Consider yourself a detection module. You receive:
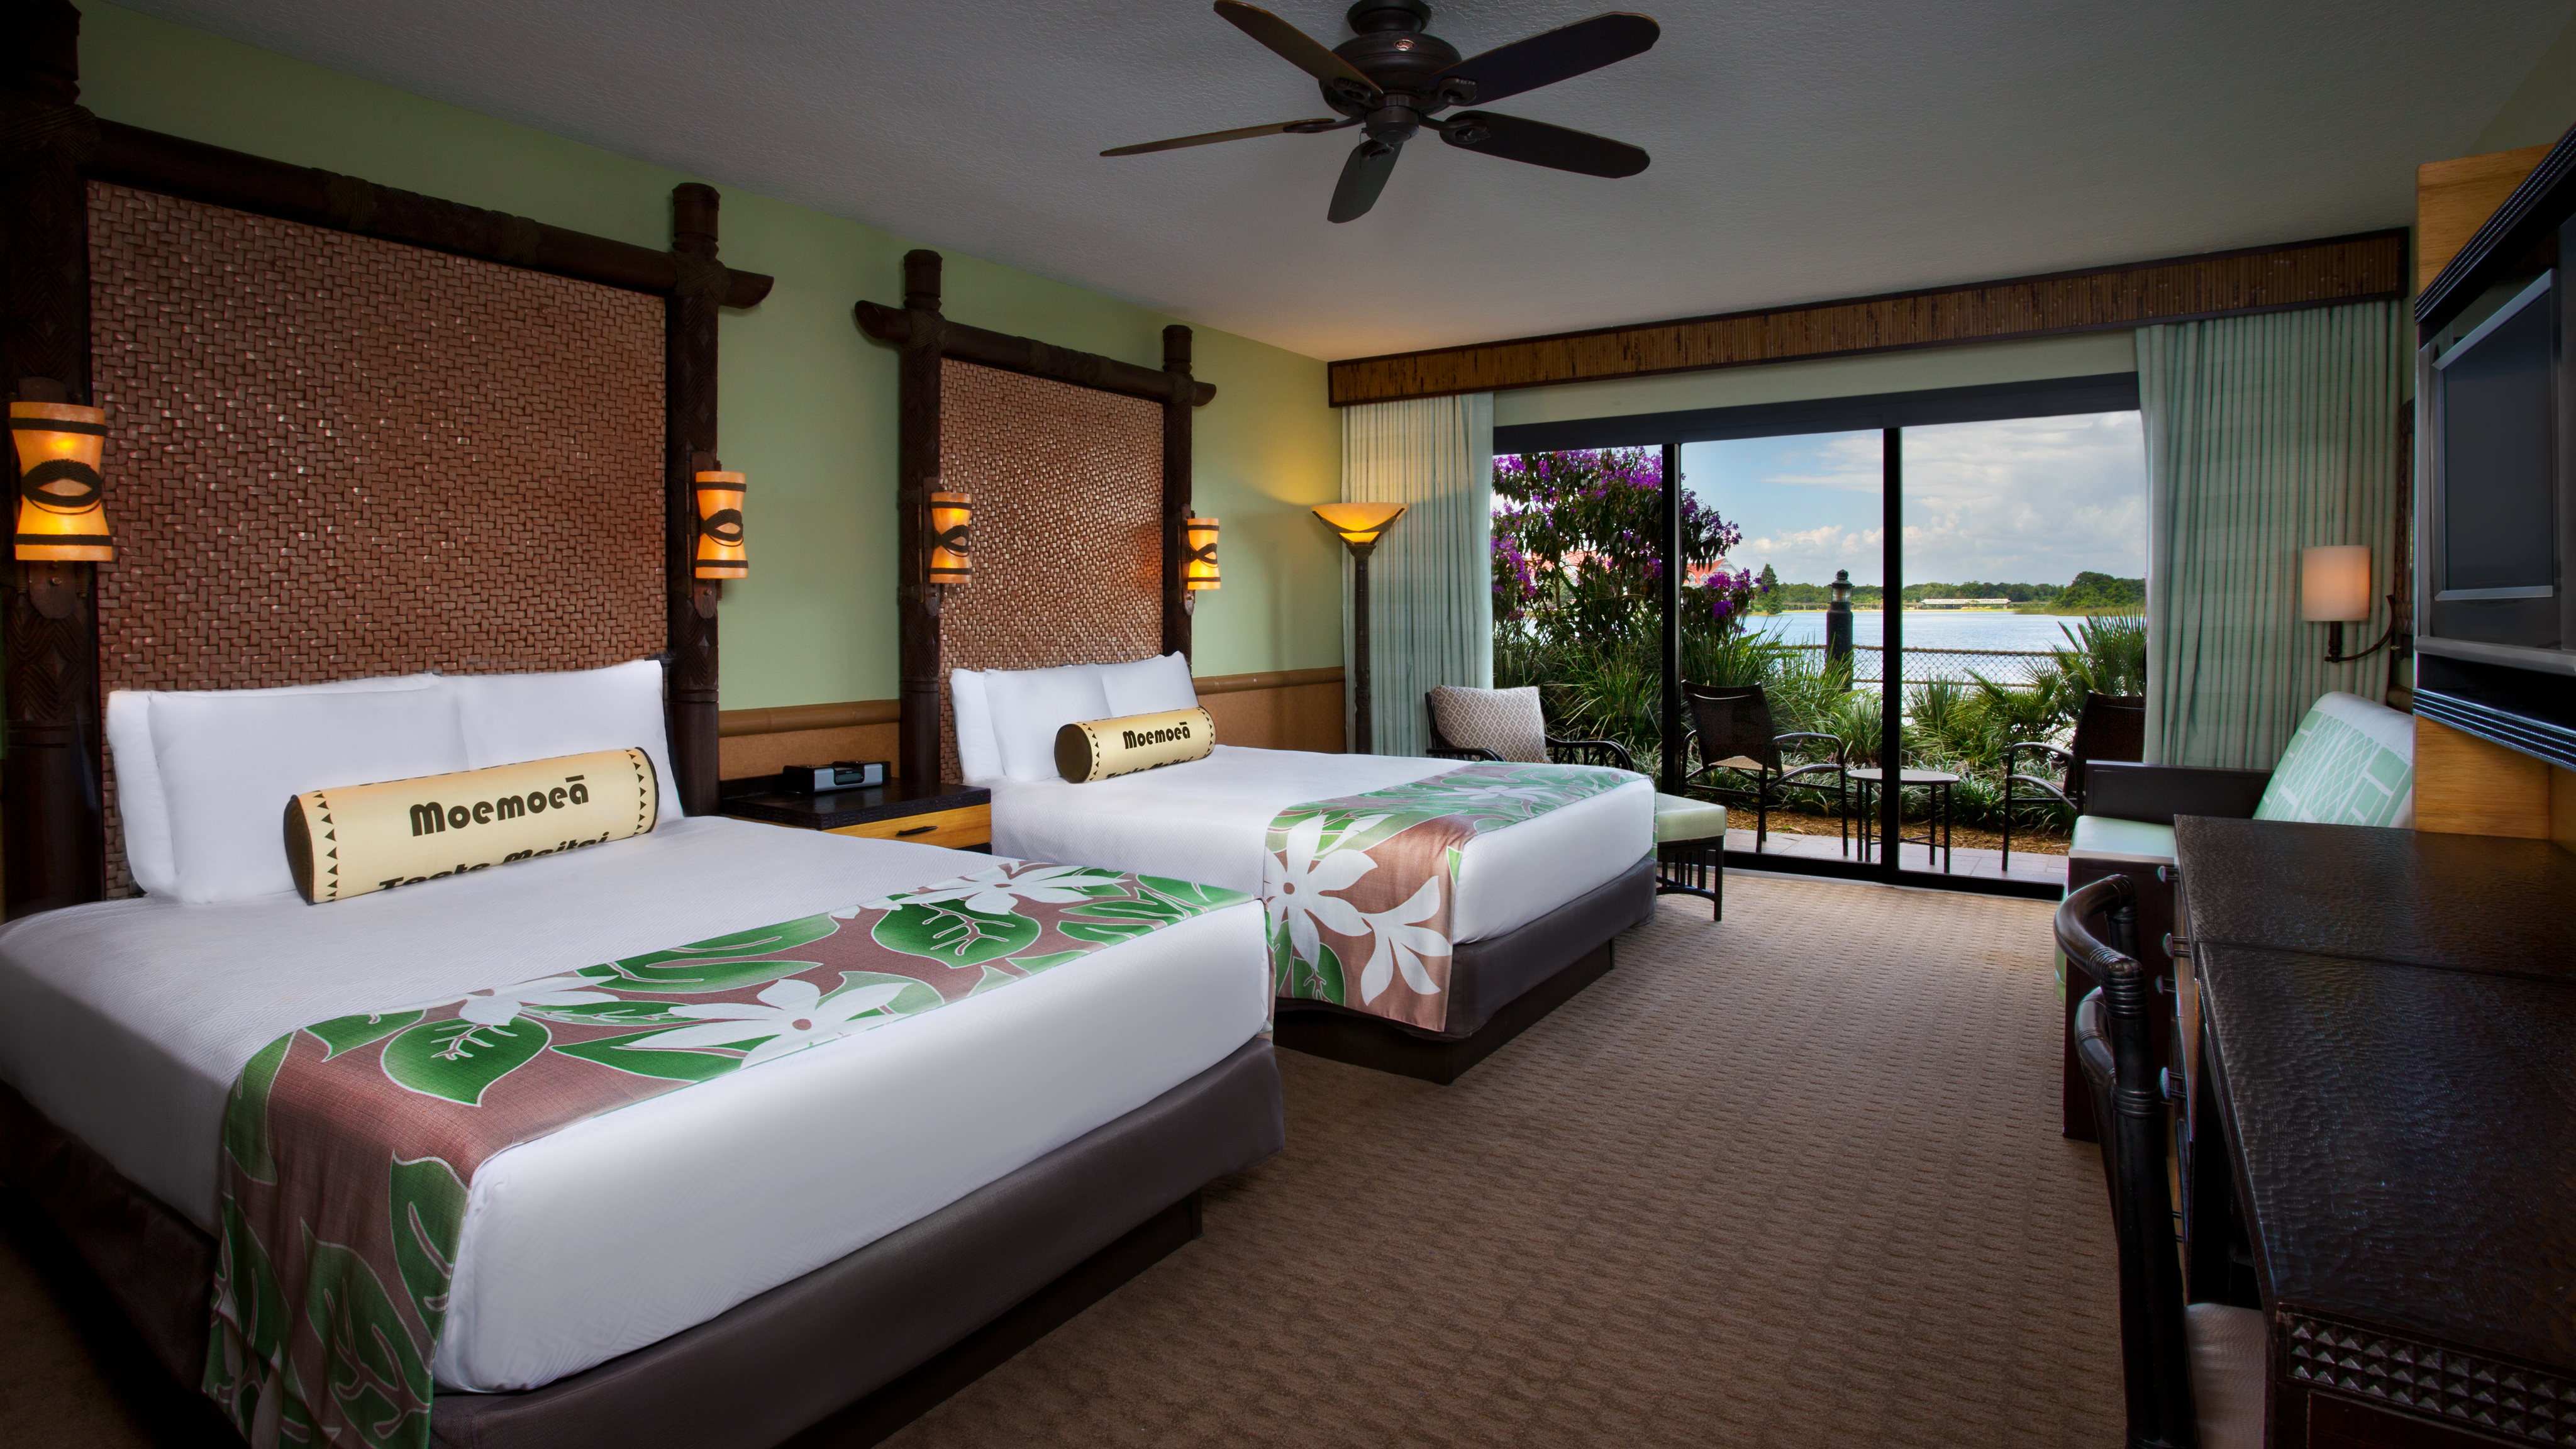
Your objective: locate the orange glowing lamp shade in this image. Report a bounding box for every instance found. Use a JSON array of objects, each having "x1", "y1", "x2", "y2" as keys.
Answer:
[
  {"x1": 11, "y1": 400, "x2": 114, "y2": 562},
  {"x1": 692, "y1": 470, "x2": 747, "y2": 579},
  {"x1": 1312, "y1": 501, "x2": 1407, "y2": 549},
  {"x1": 1184, "y1": 514, "x2": 1220, "y2": 591},
  {"x1": 928, "y1": 489, "x2": 972, "y2": 585}
]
